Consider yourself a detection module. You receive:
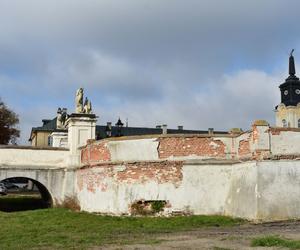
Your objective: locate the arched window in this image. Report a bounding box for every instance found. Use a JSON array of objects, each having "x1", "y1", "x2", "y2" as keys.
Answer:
[
  {"x1": 298, "y1": 119, "x2": 300, "y2": 128},
  {"x1": 47, "y1": 136, "x2": 52, "y2": 146},
  {"x1": 282, "y1": 119, "x2": 287, "y2": 128}
]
